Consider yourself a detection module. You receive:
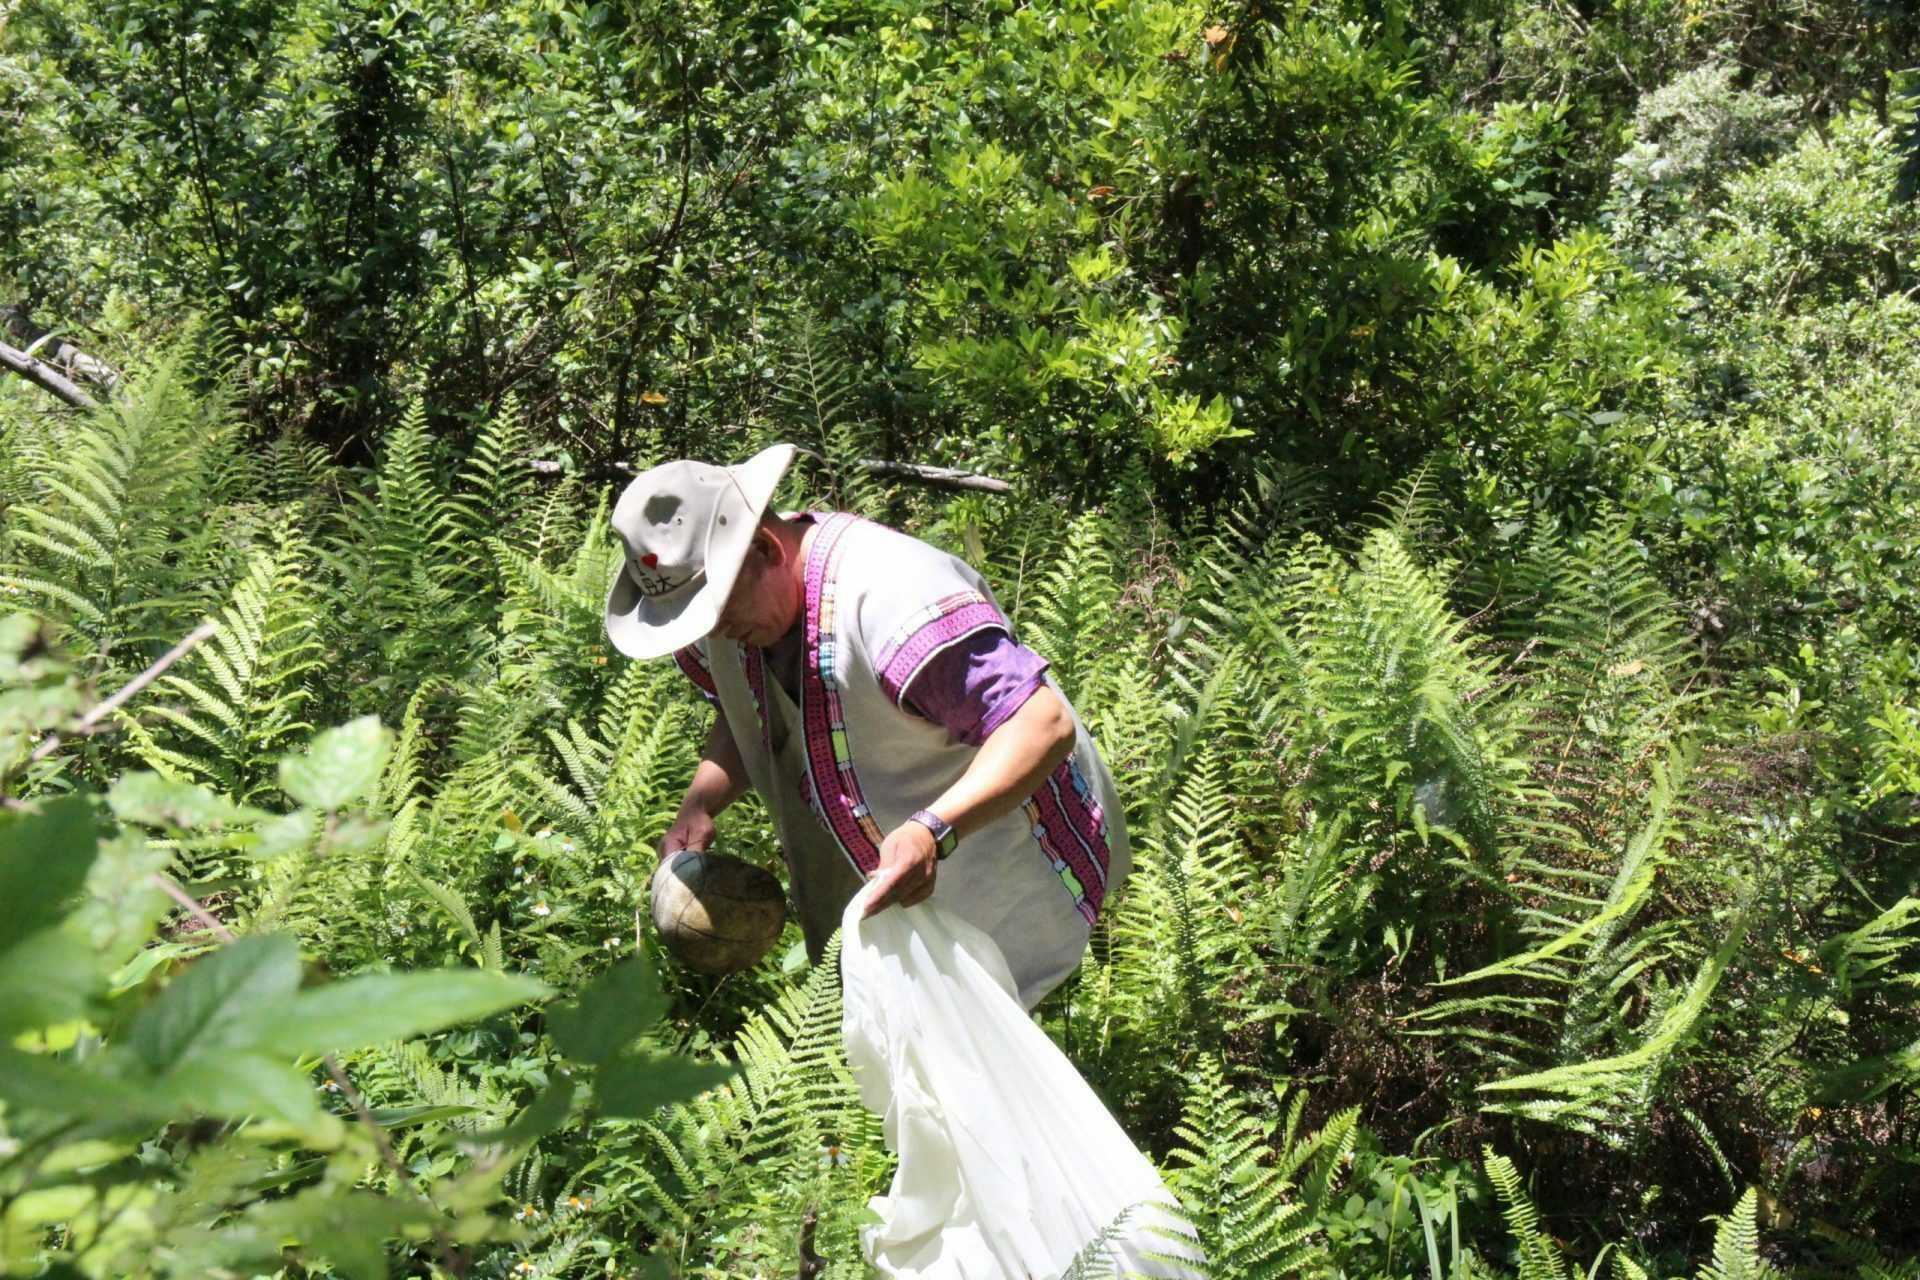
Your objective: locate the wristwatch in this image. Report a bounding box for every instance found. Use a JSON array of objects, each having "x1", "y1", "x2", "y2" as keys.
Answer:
[{"x1": 907, "y1": 808, "x2": 958, "y2": 860}]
